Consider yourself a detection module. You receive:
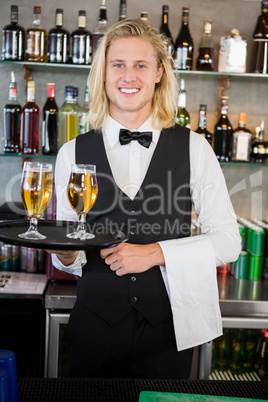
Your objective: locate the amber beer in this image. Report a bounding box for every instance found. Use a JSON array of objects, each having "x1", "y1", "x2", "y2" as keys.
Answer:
[
  {"x1": 67, "y1": 172, "x2": 98, "y2": 214},
  {"x1": 21, "y1": 168, "x2": 53, "y2": 218}
]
